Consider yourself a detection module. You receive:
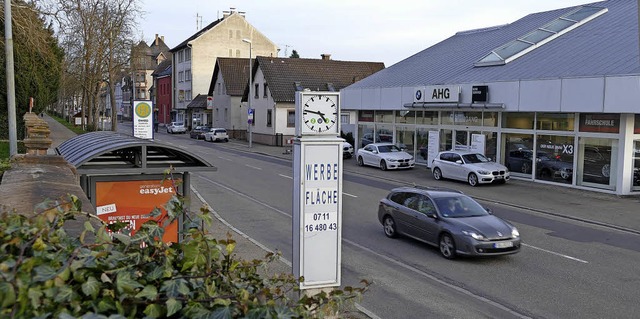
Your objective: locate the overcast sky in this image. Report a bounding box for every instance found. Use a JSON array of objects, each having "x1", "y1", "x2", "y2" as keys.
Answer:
[{"x1": 138, "y1": 0, "x2": 596, "y2": 67}]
